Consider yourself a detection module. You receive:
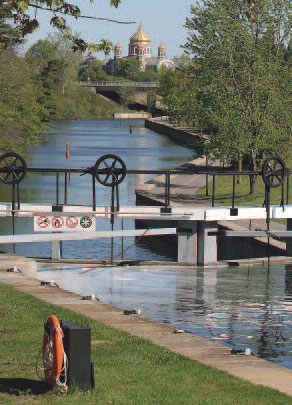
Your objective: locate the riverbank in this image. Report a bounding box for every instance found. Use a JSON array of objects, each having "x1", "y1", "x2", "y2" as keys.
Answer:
[
  {"x1": 54, "y1": 86, "x2": 130, "y2": 120},
  {"x1": 1, "y1": 268, "x2": 292, "y2": 402}
]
